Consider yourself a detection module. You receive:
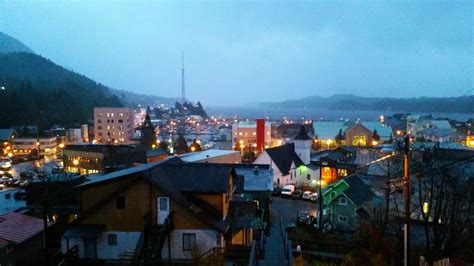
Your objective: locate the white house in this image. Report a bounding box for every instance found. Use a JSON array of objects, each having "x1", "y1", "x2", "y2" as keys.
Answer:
[{"x1": 254, "y1": 143, "x2": 305, "y2": 187}]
